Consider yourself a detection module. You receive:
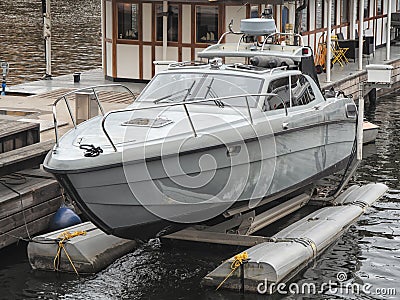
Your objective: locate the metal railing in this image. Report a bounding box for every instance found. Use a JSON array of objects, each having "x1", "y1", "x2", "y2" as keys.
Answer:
[
  {"x1": 214, "y1": 30, "x2": 305, "y2": 52},
  {"x1": 52, "y1": 85, "x2": 288, "y2": 153},
  {"x1": 101, "y1": 93, "x2": 287, "y2": 152},
  {"x1": 52, "y1": 84, "x2": 136, "y2": 148},
  {"x1": 262, "y1": 32, "x2": 305, "y2": 49}
]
